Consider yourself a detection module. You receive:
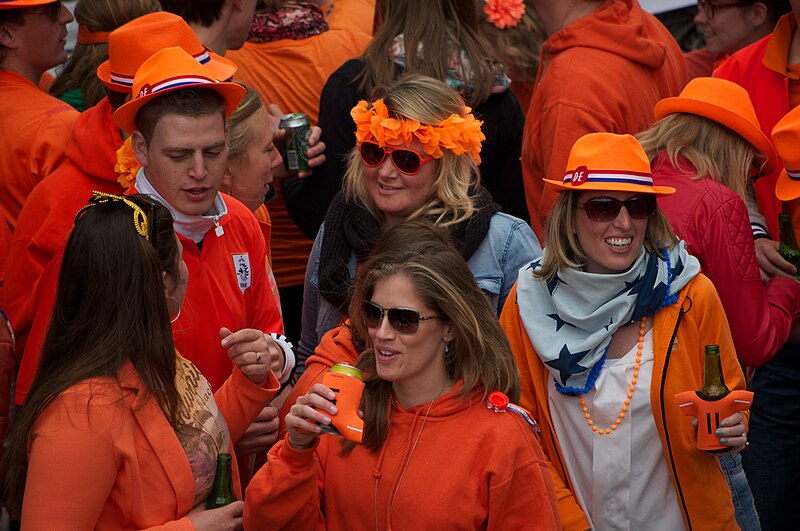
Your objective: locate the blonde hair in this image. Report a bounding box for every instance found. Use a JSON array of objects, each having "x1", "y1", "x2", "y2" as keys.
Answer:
[
  {"x1": 50, "y1": 0, "x2": 162, "y2": 108},
  {"x1": 226, "y1": 85, "x2": 264, "y2": 163},
  {"x1": 343, "y1": 74, "x2": 478, "y2": 227},
  {"x1": 536, "y1": 190, "x2": 678, "y2": 280},
  {"x1": 637, "y1": 113, "x2": 762, "y2": 200}
]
